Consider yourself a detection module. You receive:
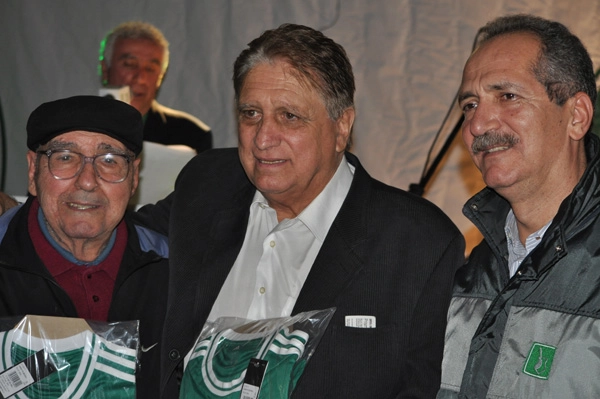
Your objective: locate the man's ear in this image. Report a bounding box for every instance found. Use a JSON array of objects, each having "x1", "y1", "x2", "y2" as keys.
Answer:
[
  {"x1": 26, "y1": 151, "x2": 38, "y2": 196},
  {"x1": 100, "y1": 60, "x2": 109, "y2": 86},
  {"x1": 129, "y1": 158, "x2": 142, "y2": 197},
  {"x1": 335, "y1": 107, "x2": 355, "y2": 153},
  {"x1": 568, "y1": 92, "x2": 594, "y2": 141},
  {"x1": 157, "y1": 66, "x2": 168, "y2": 89}
]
